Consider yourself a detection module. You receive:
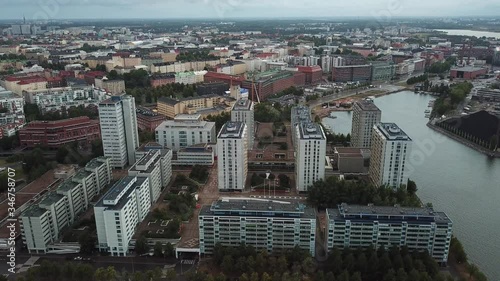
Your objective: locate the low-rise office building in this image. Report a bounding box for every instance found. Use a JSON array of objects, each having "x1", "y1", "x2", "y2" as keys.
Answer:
[
  {"x1": 155, "y1": 114, "x2": 216, "y2": 152},
  {"x1": 326, "y1": 203, "x2": 453, "y2": 264},
  {"x1": 94, "y1": 176, "x2": 151, "y2": 256},
  {"x1": 199, "y1": 198, "x2": 317, "y2": 256},
  {"x1": 172, "y1": 143, "x2": 215, "y2": 166}
]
